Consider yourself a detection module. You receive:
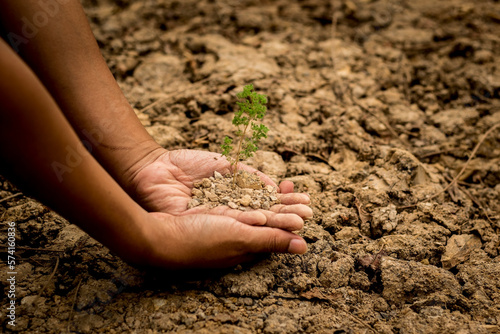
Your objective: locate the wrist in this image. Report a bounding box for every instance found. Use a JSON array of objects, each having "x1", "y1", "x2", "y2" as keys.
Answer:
[
  {"x1": 111, "y1": 140, "x2": 166, "y2": 194},
  {"x1": 107, "y1": 209, "x2": 159, "y2": 266},
  {"x1": 129, "y1": 213, "x2": 182, "y2": 268}
]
